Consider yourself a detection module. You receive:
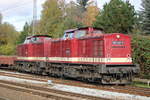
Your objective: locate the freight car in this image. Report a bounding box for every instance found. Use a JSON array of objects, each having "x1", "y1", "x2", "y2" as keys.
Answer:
[
  {"x1": 0, "y1": 56, "x2": 16, "y2": 67},
  {"x1": 8, "y1": 27, "x2": 139, "y2": 84}
]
